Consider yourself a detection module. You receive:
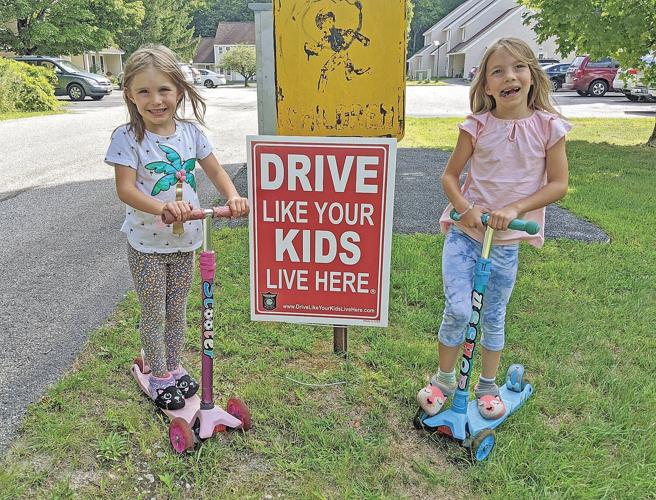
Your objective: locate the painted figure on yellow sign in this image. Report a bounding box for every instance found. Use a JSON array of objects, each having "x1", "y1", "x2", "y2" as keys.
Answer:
[{"x1": 303, "y1": 0, "x2": 370, "y2": 91}]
